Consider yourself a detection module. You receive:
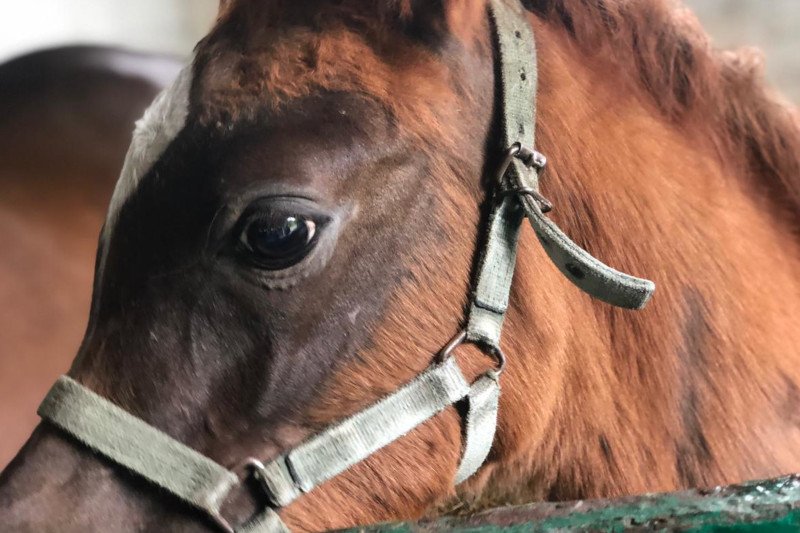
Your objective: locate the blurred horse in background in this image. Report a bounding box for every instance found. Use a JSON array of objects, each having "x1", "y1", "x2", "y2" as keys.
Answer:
[{"x1": 0, "y1": 46, "x2": 181, "y2": 467}]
